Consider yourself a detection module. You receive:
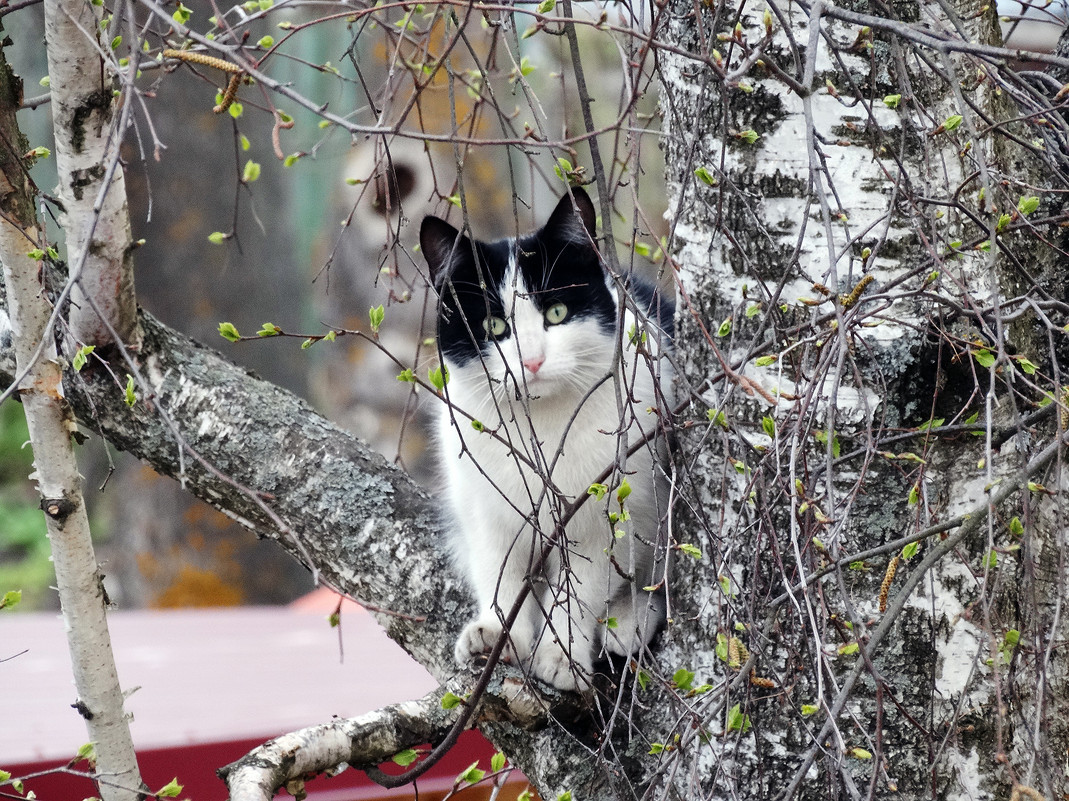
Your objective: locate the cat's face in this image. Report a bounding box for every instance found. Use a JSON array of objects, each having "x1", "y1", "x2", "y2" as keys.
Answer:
[{"x1": 421, "y1": 189, "x2": 617, "y2": 404}]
